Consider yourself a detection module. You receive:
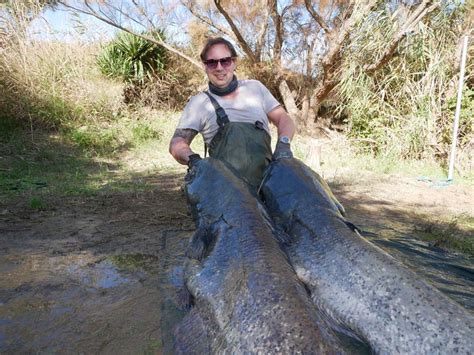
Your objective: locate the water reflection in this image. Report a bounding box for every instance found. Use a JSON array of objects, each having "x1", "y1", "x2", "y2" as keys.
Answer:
[{"x1": 67, "y1": 260, "x2": 131, "y2": 289}]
